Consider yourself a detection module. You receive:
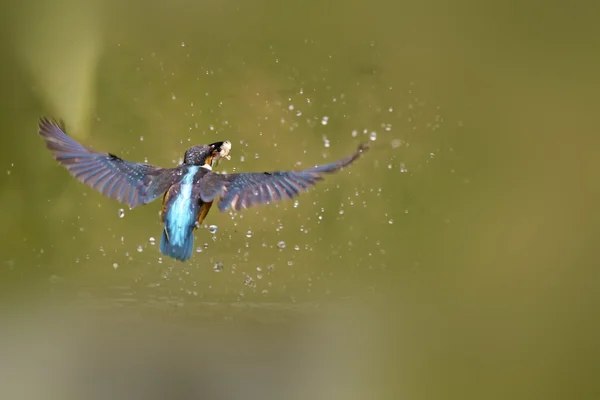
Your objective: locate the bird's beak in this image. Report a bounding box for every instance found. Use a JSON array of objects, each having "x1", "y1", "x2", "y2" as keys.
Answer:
[
  {"x1": 210, "y1": 140, "x2": 232, "y2": 168},
  {"x1": 219, "y1": 140, "x2": 232, "y2": 160}
]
